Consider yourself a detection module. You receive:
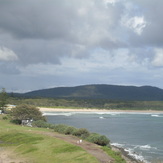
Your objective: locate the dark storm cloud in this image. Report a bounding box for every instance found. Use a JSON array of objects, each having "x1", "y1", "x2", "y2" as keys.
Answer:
[
  {"x1": 0, "y1": 0, "x2": 126, "y2": 64},
  {"x1": 0, "y1": 0, "x2": 75, "y2": 40}
]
